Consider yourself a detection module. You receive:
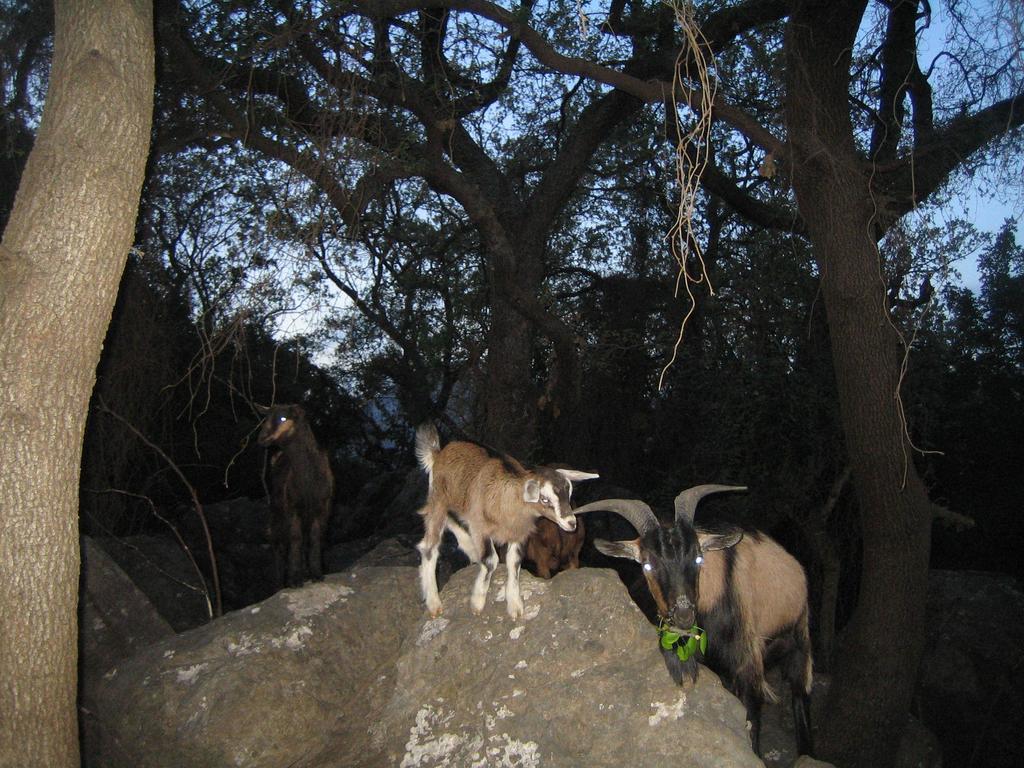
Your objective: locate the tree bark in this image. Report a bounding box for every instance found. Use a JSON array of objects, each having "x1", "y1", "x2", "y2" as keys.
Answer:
[
  {"x1": 480, "y1": 292, "x2": 537, "y2": 456},
  {"x1": 0, "y1": 2, "x2": 153, "y2": 765},
  {"x1": 785, "y1": 2, "x2": 933, "y2": 765}
]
